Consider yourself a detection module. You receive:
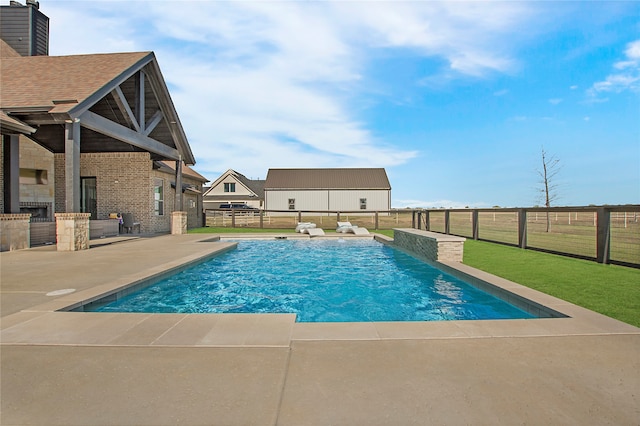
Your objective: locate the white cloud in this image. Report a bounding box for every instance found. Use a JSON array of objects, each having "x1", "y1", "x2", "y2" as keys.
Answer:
[
  {"x1": 40, "y1": 1, "x2": 535, "y2": 181},
  {"x1": 588, "y1": 39, "x2": 640, "y2": 99},
  {"x1": 548, "y1": 98, "x2": 563, "y2": 105}
]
